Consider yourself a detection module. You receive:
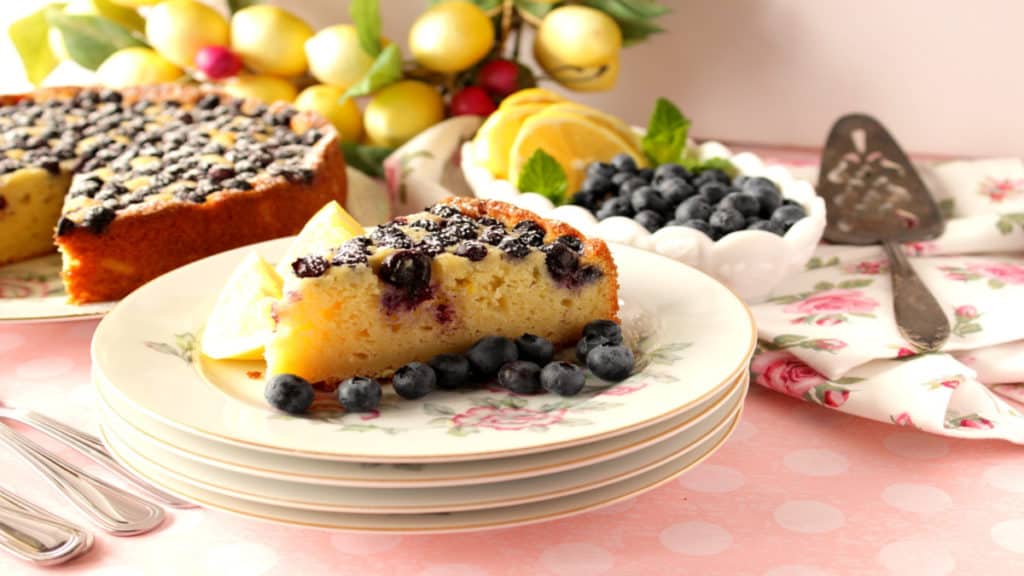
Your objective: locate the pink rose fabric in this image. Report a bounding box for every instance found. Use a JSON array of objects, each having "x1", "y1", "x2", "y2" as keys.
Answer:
[
  {"x1": 601, "y1": 382, "x2": 648, "y2": 396},
  {"x1": 955, "y1": 305, "x2": 979, "y2": 319},
  {"x1": 784, "y1": 290, "x2": 879, "y2": 315},
  {"x1": 968, "y1": 262, "x2": 1024, "y2": 284},
  {"x1": 751, "y1": 351, "x2": 825, "y2": 399},
  {"x1": 451, "y1": 406, "x2": 566, "y2": 431}
]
